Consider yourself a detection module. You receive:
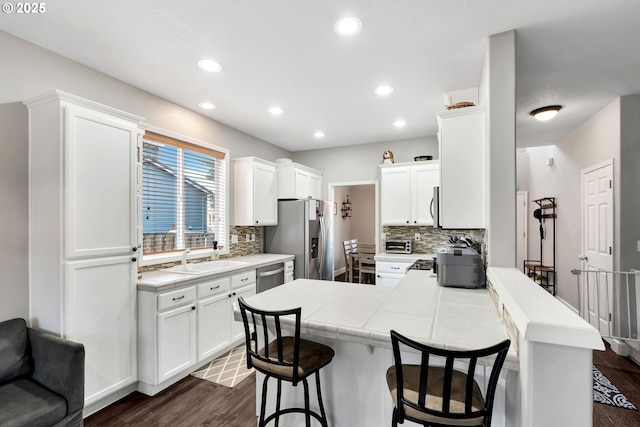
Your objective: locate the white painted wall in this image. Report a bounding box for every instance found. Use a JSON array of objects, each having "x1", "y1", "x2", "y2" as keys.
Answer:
[
  {"x1": 521, "y1": 99, "x2": 620, "y2": 308},
  {"x1": 0, "y1": 102, "x2": 29, "y2": 320}
]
